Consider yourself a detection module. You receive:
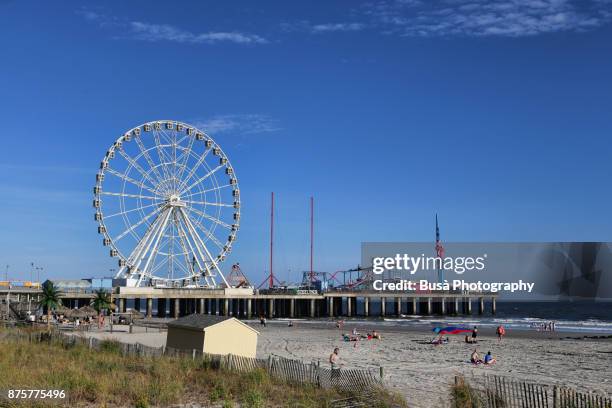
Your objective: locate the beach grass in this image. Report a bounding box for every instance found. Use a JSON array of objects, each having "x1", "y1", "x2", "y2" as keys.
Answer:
[
  {"x1": 451, "y1": 376, "x2": 486, "y2": 408},
  {"x1": 0, "y1": 329, "x2": 407, "y2": 407}
]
